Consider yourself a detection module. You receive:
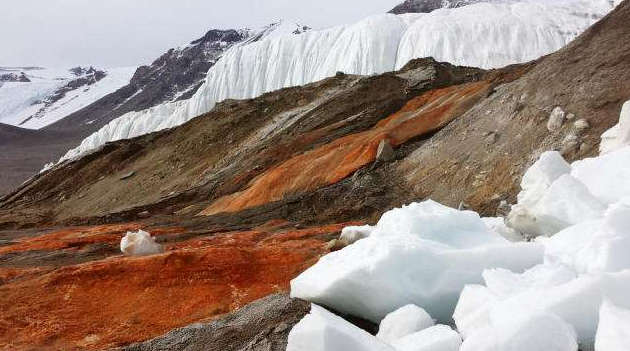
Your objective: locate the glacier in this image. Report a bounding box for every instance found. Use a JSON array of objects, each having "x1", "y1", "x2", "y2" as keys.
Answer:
[
  {"x1": 56, "y1": 0, "x2": 618, "y2": 166},
  {"x1": 0, "y1": 67, "x2": 136, "y2": 129}
]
